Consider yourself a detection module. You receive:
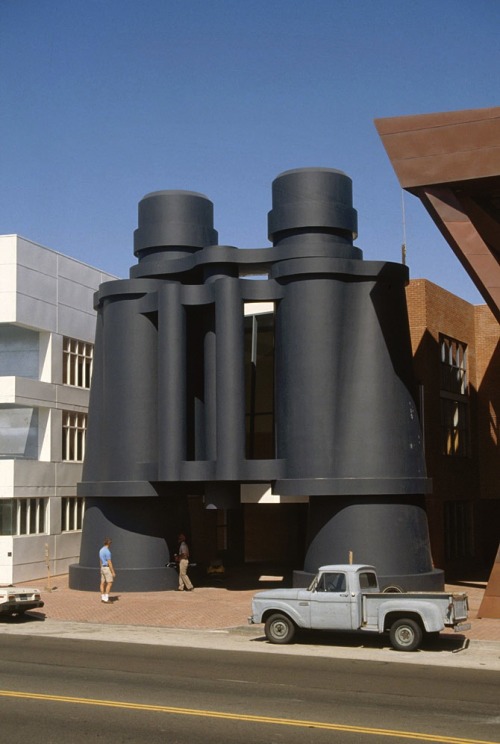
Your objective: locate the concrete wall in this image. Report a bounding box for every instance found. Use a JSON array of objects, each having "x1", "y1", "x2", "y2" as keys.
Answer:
[{"x1": 0, "y1": 234, "x2": 116, "y2": 583}]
